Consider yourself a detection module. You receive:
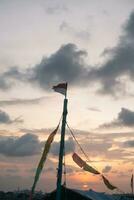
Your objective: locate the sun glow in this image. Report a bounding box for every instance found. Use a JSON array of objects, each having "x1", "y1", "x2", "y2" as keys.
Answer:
[{"x1": 72, "y1": 172, "x2": 97, "y2": 183}]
